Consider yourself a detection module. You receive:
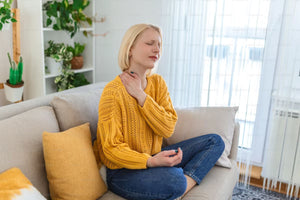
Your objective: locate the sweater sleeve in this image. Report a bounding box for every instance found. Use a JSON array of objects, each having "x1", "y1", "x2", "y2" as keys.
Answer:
[
  {"x1": 138, "y1": 76, "x2": 178, "y2": 138},
  {"x1": 98, "y1": 89, "x2": 151, "y2": 169}
]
